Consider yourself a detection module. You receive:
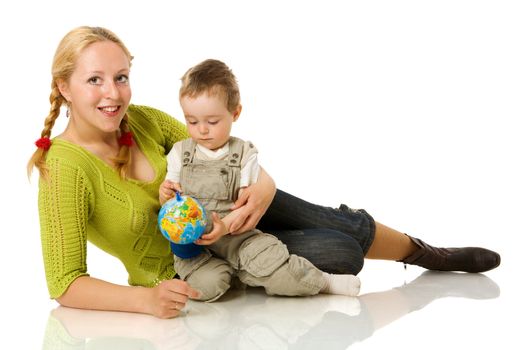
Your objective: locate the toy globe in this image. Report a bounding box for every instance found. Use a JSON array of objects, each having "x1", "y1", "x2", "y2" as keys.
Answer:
[{"x1": 158, "y1": 192, "x2": 207, "y2": 244}]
